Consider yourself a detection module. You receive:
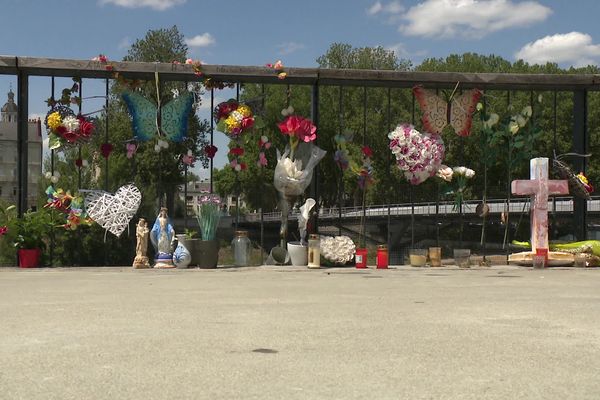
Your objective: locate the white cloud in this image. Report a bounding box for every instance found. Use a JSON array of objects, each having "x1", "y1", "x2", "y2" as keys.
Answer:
[
  {"x1": 385, "y1": 42, "x2": 408, "y2": 57},
  {"x1": 276, "y1": 42, "x2": 306, "y2": 56},
  {"x1": 367, "y1": 1, "x2": 404, "y2": 15},
  {"x1": 515, "y1": 32, "x2": 600, "y2": 67},
  {"x1": 118, "y1": 37, "x2": 131, "y2": 51},
  {"x1": 384, "y1": 42, "x2": 428, "y2": 60},
  {"x1": 99, "y1": 0, "x2": 186, "y2": 10},
  {"x1": 367, "y1": 1, "x2": 383, "y2": 14},
  {"x1": 185, "y1": 33, "x2": 216, "y2": 48},
  {"x1": 371, "y1": 0, "x2": 551, "y2": 38}
]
